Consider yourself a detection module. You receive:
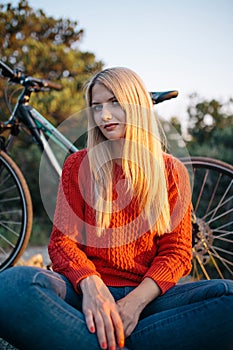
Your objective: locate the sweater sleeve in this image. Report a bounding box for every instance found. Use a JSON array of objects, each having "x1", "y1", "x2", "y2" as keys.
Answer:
[
  {"x1": 48, "y1": 150, "x2": 101, "y2": 292},
  {"x1": 144, "y1": 156, "x2": 193, "y2": 294}
]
